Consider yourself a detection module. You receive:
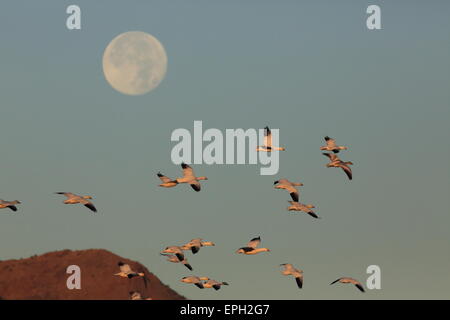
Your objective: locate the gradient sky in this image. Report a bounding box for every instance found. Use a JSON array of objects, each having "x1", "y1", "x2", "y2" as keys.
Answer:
[{"x1": 0, "y1": 0, "x2": 449, "y2": 300}]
